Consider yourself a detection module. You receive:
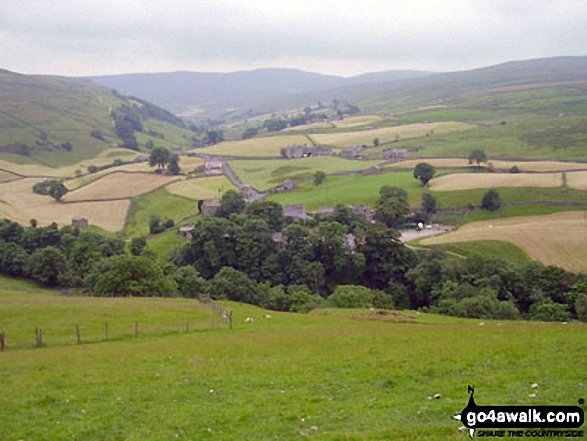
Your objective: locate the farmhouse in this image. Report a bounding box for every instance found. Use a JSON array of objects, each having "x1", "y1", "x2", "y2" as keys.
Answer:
[
  {"x1": 283, "y1": 145, "x2": 334, "y2": 159},
  {"x1": 71, "y1": 216, "x2": 89, "y2": 227},
  {"x1": 339, "y1": 145, "x2": 367, "y2": 159},
  {"x1": 283, "y1": 204, "x2": 309, "y2": 222},
  {"x1": 204, "y1": 159, "x2": 224, "y2": 176},
  {"x1": 178, "y1": 223, "x2": 196, "y2": 239},
  {"x1": 316, "y1": 206, "x2": 335, "y2": 218},
  {"x1": 384, "y1": 148, "x2": 408, "y2": 161},
  {"x1": 201, "y1": 199, "x2": 221, "y2": 216},
  {"x1": 351, "y1": 205, "x2": 375, "y2": 222}
]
